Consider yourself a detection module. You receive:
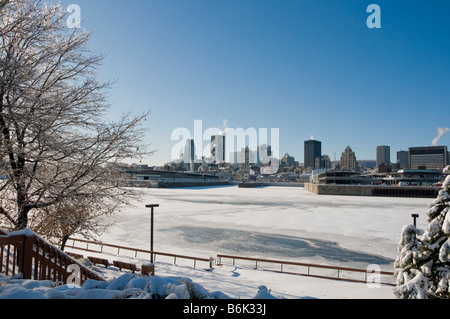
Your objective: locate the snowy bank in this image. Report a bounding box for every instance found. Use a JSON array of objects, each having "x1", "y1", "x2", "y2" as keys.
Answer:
[{"x1": 0, "y1": 272, "x2": 280, "y2": 300}]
